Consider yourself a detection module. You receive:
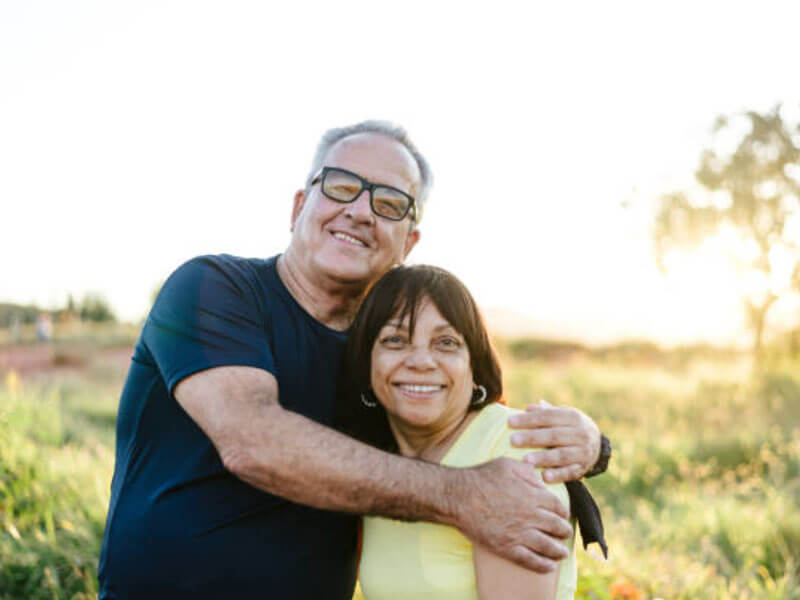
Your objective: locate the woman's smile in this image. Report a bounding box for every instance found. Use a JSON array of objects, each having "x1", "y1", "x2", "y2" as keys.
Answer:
[
  {"x1": 370, "y1": 298, "x2": 474, "y2": 448},
  {"x1": 393, "y1": 382, "x2": 447, "y2": 399}
]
